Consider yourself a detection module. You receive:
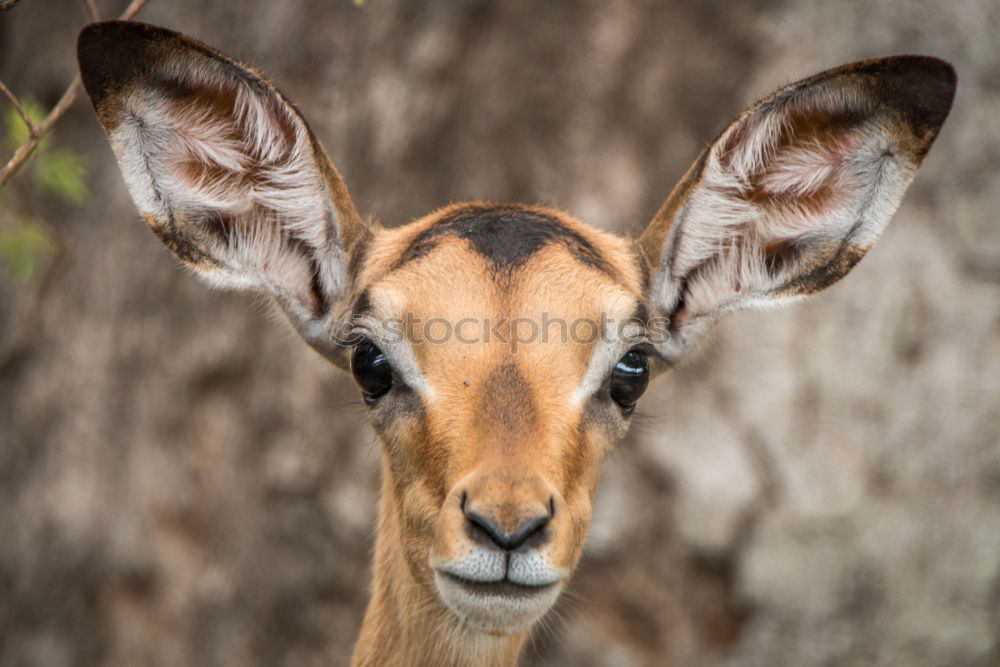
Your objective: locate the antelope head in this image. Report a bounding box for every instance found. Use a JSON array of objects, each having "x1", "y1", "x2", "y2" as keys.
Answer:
[{"x1": 78, "y1": 21, "x2": 955, "y2": 664}]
